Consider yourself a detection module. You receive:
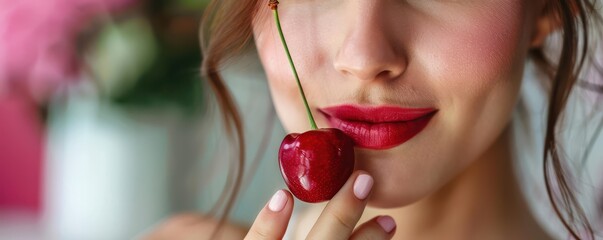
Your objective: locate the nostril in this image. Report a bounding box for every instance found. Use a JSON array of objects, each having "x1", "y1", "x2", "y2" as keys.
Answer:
[
  {"x1": 335, "y1": 61, "x2": 405, "y2": 82},
  {"x1": 333, "y1": 41, "x2": 407, "y2": 82},
  {"x1": 376, "y1": 70, "x2": 397, "y2": 81}
]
